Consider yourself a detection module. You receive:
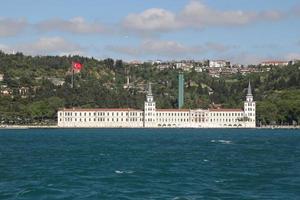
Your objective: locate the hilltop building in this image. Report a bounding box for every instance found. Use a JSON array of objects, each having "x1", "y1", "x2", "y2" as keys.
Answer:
[
  {"x1": 209, "y1": 60, "x2": 230, "y2": 68},
  {"x1": 260, "y1": 61, "x2": 289, "y2": 67},
  {"x1": 58, "y1": 82, "x2": 256, "y2": 128}
]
